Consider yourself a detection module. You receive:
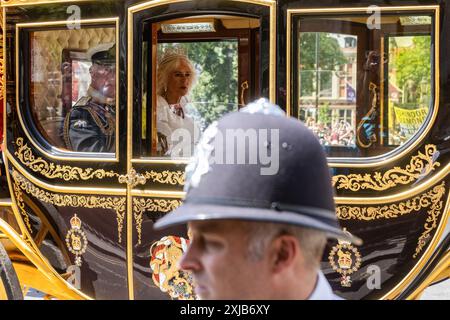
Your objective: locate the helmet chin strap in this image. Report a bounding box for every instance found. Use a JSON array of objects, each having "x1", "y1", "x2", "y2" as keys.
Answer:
[{"x1": 87, "y1": 86, "x2": 116, "y2": 106}]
